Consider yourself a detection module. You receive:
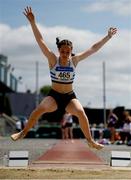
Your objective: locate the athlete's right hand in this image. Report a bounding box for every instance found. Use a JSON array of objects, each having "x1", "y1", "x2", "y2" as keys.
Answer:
[{"x1": 23, "y1": 6, "x2": 35, "y2": 23}]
